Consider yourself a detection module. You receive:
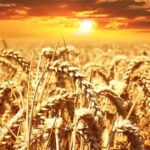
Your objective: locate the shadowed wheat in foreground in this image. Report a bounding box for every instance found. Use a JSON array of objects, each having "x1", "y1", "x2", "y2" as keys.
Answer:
[{"x1": 0, "y1": 43, "x2": 150, "y2": 150}]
